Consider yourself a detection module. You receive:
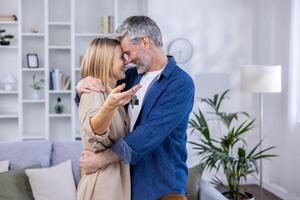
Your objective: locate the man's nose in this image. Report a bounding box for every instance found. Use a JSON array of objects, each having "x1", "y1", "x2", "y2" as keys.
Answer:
[{"x1": 125, "y1": 56, "x2": 132, "y2": 65}]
